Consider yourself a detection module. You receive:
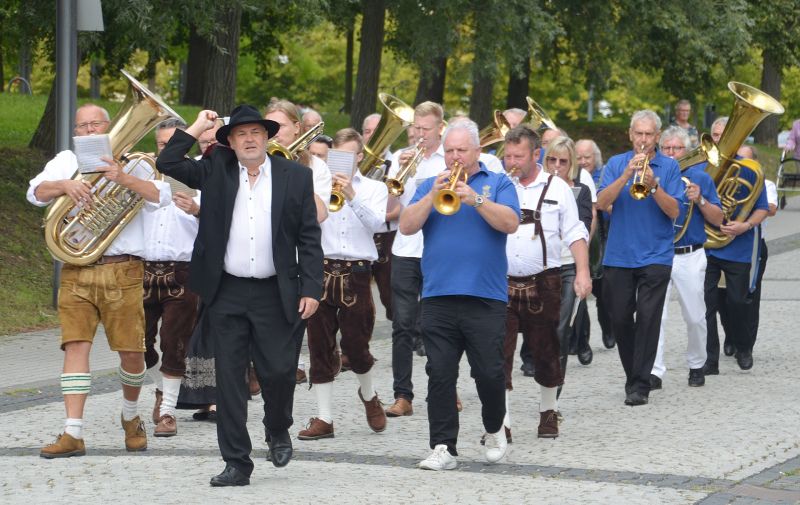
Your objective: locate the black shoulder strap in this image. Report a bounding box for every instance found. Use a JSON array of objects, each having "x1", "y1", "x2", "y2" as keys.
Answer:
[{"x1": 534, "y1": 174, "x2": 554, "y2": 269}]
